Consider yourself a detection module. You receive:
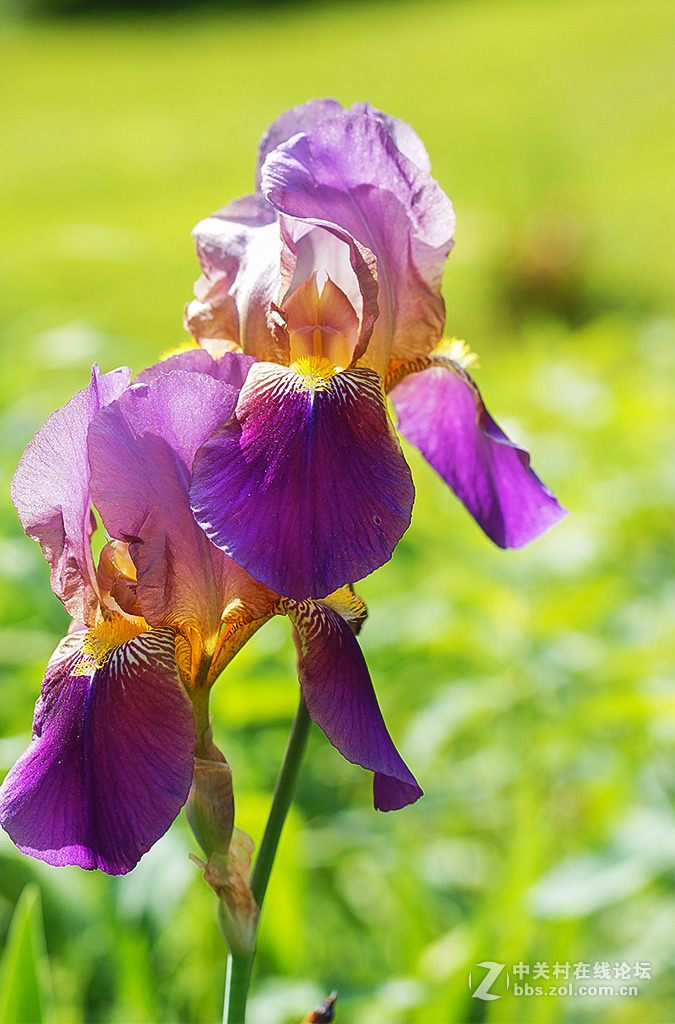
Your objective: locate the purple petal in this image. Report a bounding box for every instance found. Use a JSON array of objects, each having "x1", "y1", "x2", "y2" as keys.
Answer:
[
  {"x1": 255, "y1": 98, "x2": 344, "y2": 187},
  {"x1": 190, "y1": 362, "x2": 414, "y2": 600},
  {"x1": 0, "y1": 627, "x2": 196, "y2": 874},
  {"x1": 284, "y1": 597, "x2": 422, "y2": 810},
  {"x1": 260, "y1": 109, "x2": 455, "y2": 374},
  {"x1": 10, "y1": 365, "x2": 131, "y2": 625},
  {"x1": 390, "y1": 363, "x2": 569, "y2": 548},
  {"x1": 257, "y1": 98, "x2": 431, "y2": 187},
  {"x1": 349, "y1": 101, "x2": 432, "y2": 172},
  {"x1": 135, "y1": 348, "x2": 255, "y2": 391},
  {"x1": 185, "y1": 193, "x2": 286, "y2": 362},
  {"x1": 88, "y1": 370, "x2": 275, "y2": 633}
]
